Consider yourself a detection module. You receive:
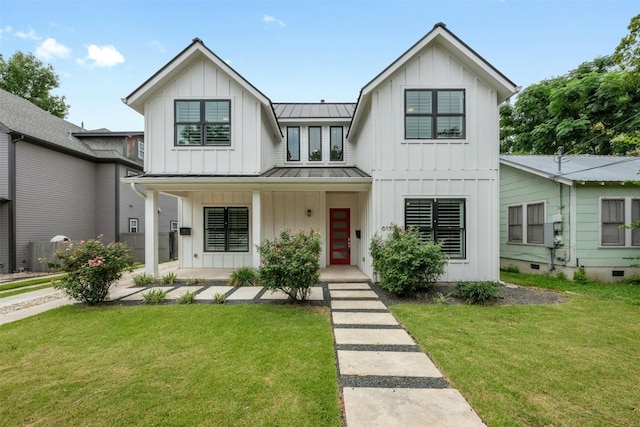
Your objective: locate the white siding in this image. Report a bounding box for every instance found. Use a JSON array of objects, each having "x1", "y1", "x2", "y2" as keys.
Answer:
[
  {"x1": 275, "y1": 123, "x2": 352, "y2": 167},
  {"x1": 144, "y1": 56, "x2": 267, "y2": 175}
]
